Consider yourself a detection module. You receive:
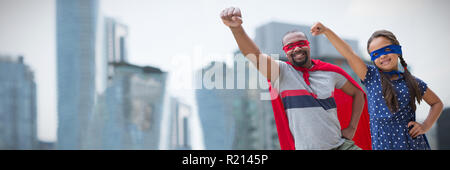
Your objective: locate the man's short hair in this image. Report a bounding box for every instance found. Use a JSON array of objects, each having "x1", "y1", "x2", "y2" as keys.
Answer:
[{"x1": 282, "y1": 30, "x2": 309, "y2": 45}]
